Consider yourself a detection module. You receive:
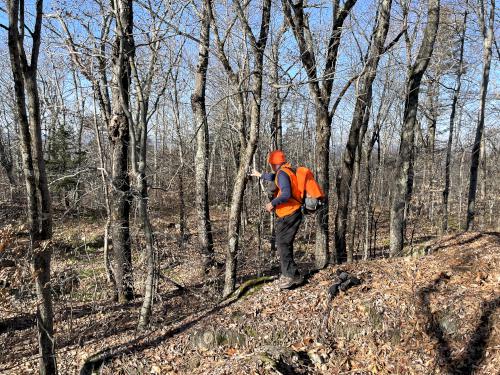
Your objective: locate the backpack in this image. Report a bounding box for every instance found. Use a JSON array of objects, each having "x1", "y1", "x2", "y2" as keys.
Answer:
[
  {"x1": 263, "y1": 165, "x2": 325, "y2": 213},
  {"x1": 295, "y1": 167, "x2": 325, "y2": 213}
]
